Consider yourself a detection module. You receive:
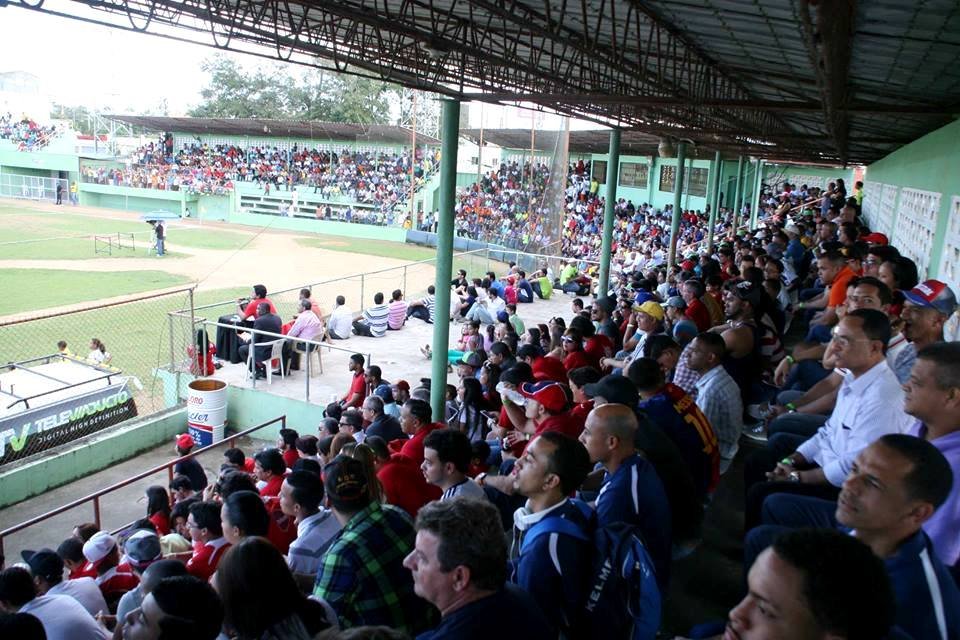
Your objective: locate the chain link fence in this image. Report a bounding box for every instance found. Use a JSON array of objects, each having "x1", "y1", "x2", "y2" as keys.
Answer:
[
  {"x1": 0, "y1": 288, "x2": 197, "y2": 466},
  {"x1": 0, "y1": 171, "x2": 69, "y2": 202}
]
